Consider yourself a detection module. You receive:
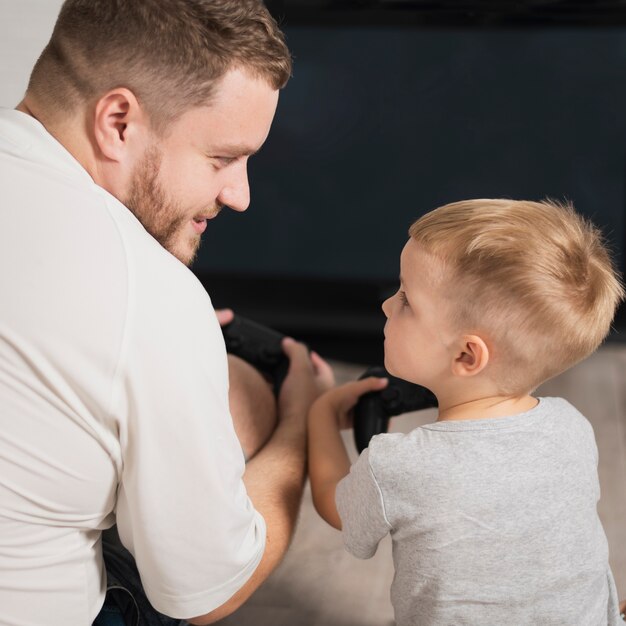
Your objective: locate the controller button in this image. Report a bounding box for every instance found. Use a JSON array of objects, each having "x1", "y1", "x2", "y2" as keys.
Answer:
[
  {"x1": 381, "y1": 388, "x2": 400, "y2": 401},
  {"x1": 260, "y1": 348, "x2": 280, "y2": 364}
]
